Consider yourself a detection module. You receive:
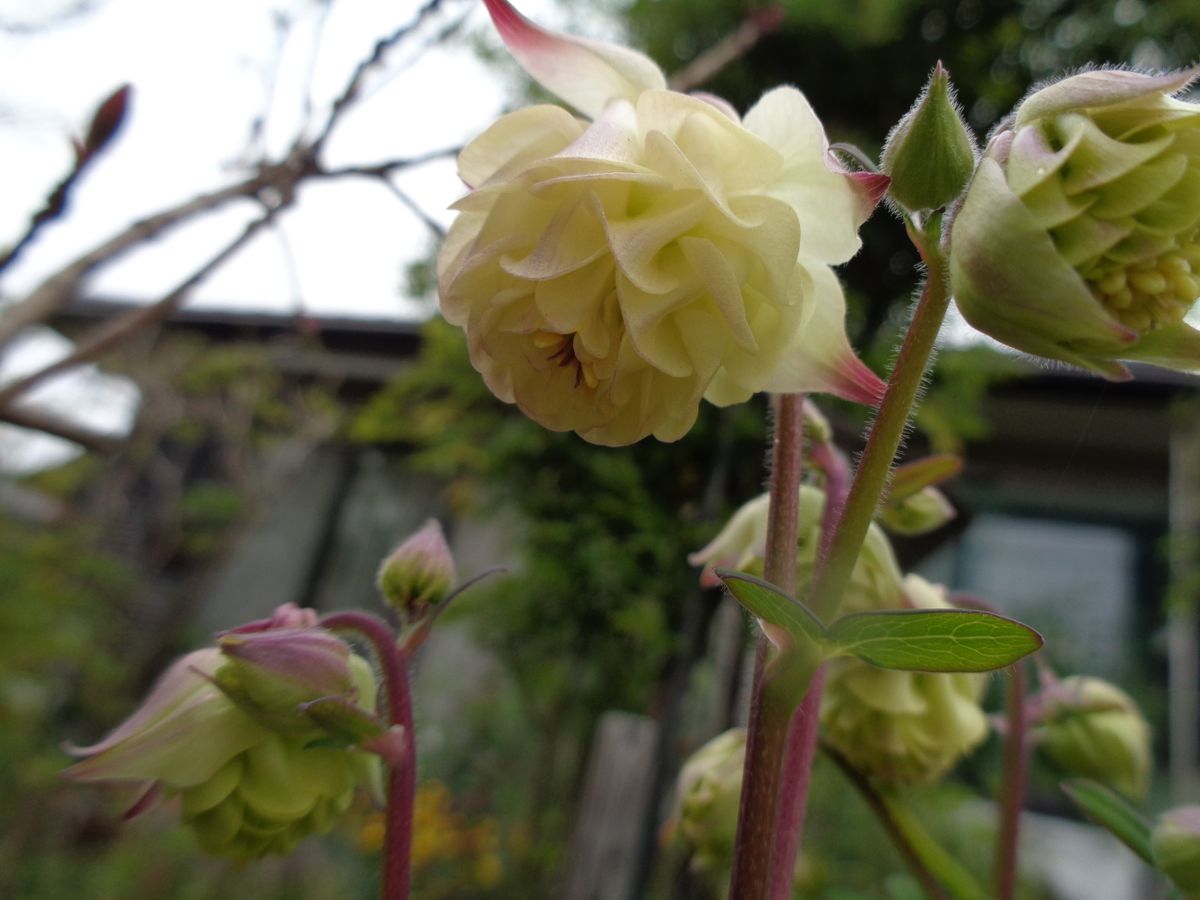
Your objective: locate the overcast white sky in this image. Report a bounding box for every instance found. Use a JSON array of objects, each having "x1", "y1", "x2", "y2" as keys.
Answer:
[
  {"x1": 0, "y1": 0, "x2": 612, "y2": 319},
  {"x1": 0, "y1": 0, "x2": 619, "y2": 471}
]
